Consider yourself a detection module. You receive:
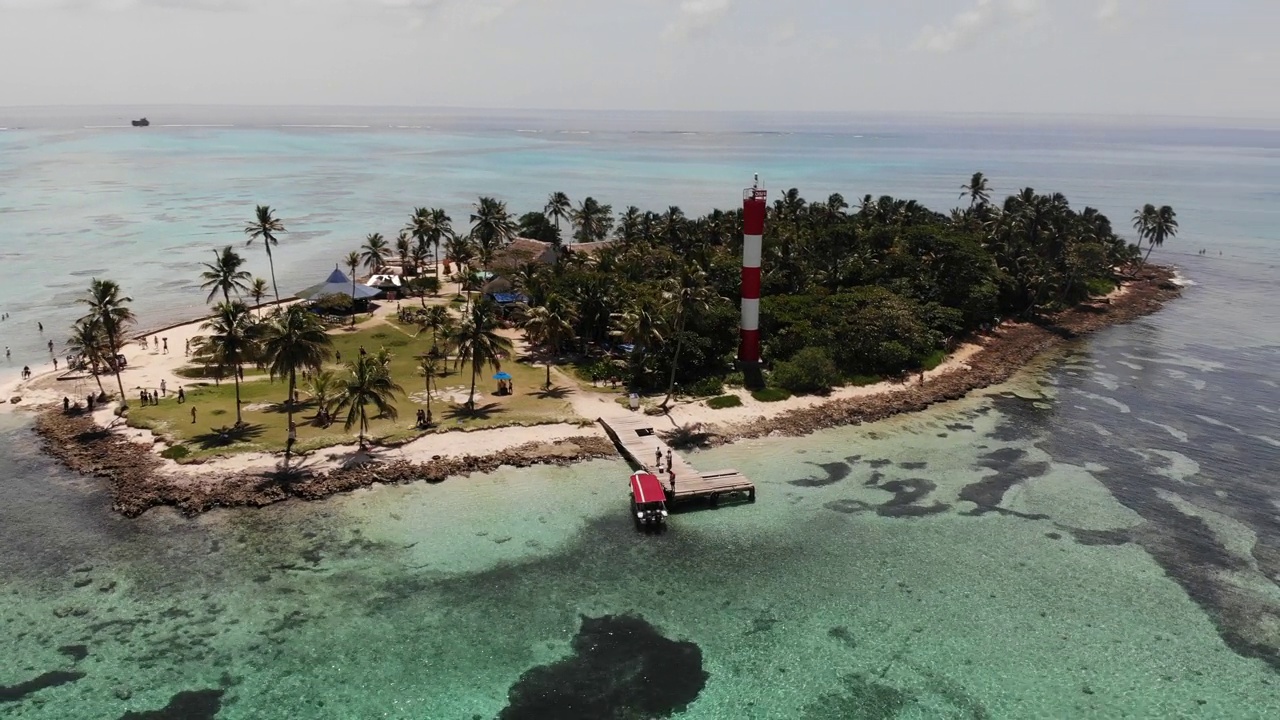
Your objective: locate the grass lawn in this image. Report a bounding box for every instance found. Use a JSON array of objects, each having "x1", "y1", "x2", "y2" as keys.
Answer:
[{"x1": 127, "y1": 320, "x2": 580, "y2": 461}]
